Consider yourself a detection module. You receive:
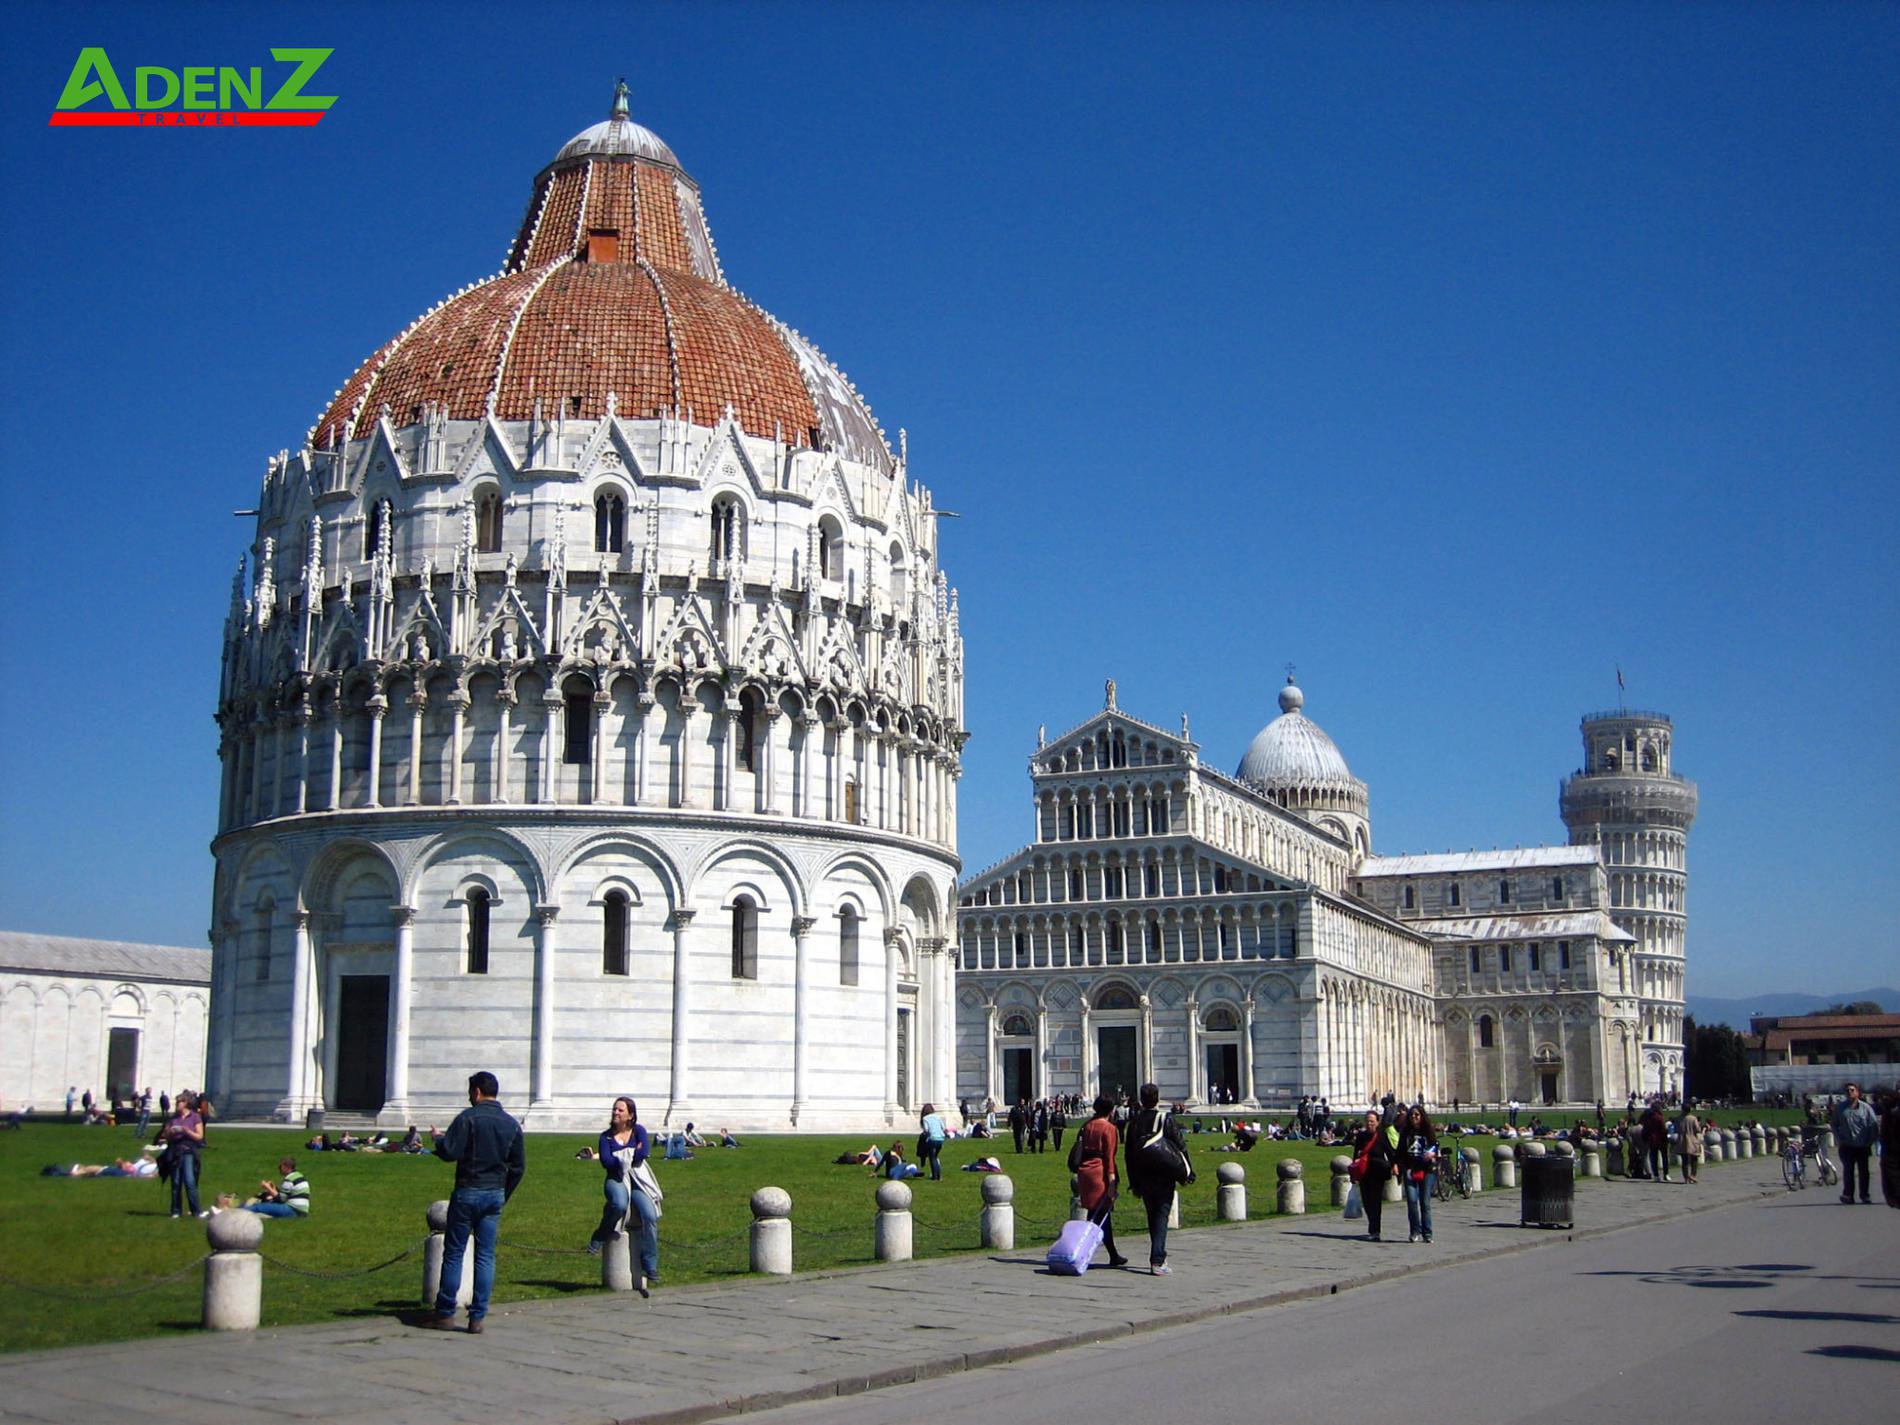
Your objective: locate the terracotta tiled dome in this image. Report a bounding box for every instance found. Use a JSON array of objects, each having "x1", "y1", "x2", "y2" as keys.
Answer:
[{"x1": 312, "y1": 88, "x2": 892, "y2": 470}]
